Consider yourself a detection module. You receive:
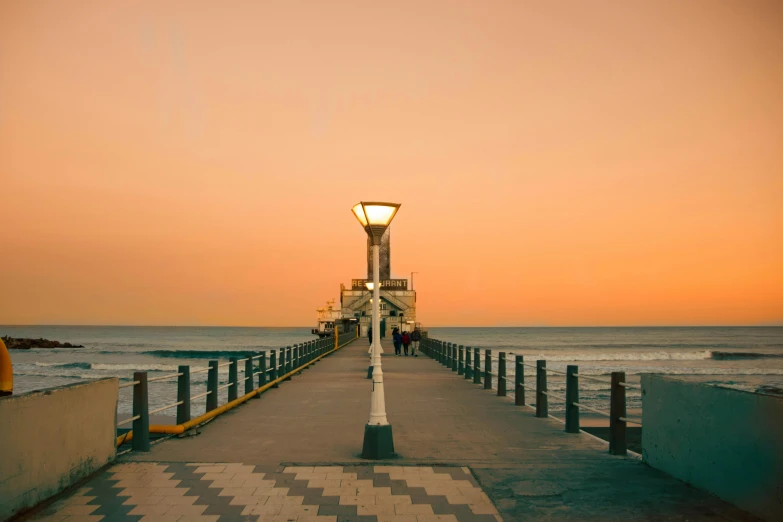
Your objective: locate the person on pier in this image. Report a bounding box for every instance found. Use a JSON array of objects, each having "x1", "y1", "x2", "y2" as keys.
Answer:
[
  {"x1": 392, "y1": 328, "x2": 402, "y2": 356},
  {"x1": 410, "y1": 328, "x2": 421, "y2": 357},
  {"x1": 402, "y1": 330, "x2": 411, "y2": 356}
]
